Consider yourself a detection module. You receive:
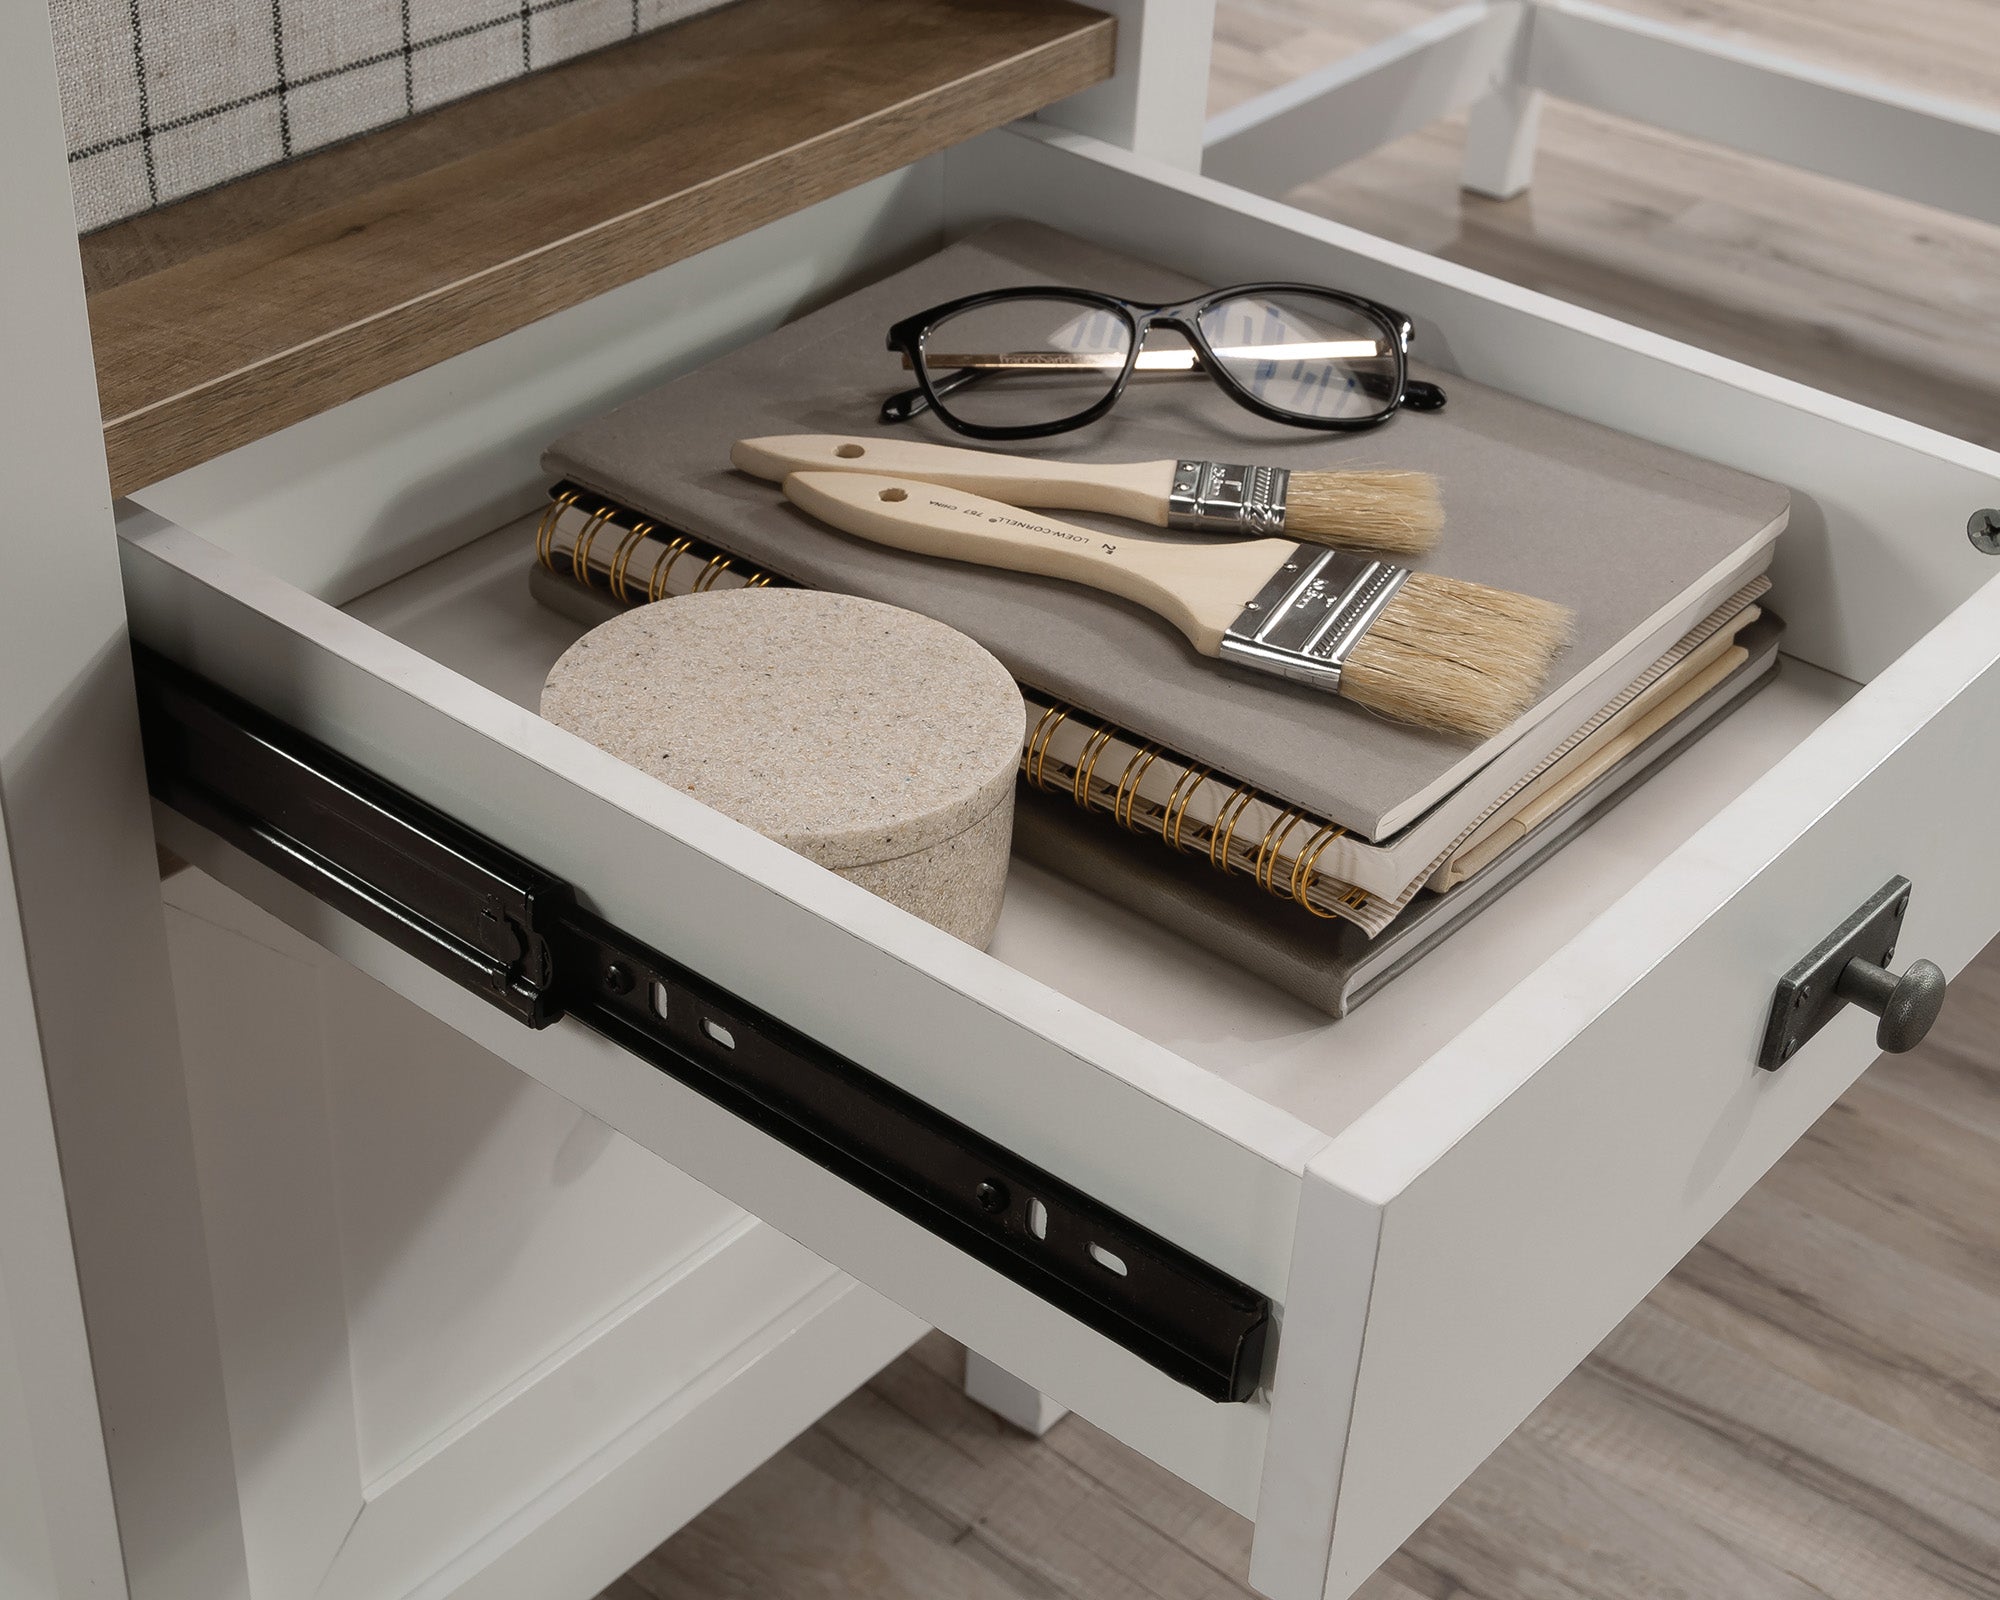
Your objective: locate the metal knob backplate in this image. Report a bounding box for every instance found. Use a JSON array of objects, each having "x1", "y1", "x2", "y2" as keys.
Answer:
[{"x1": 1758, "y1": 877, "x2": 1945, "y2": 1069}]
